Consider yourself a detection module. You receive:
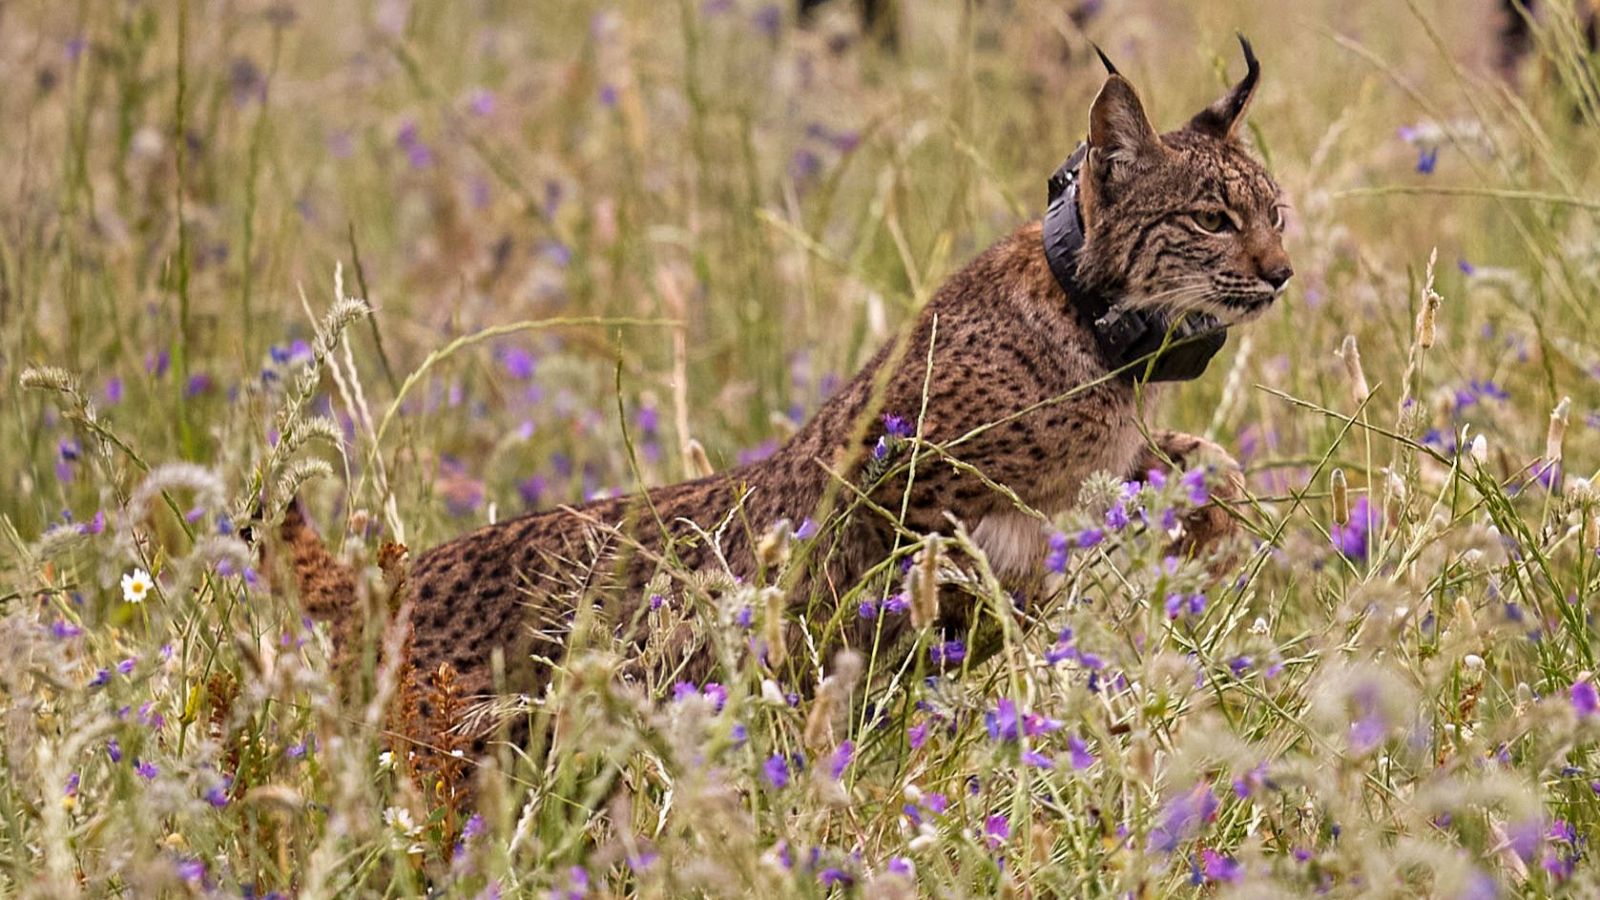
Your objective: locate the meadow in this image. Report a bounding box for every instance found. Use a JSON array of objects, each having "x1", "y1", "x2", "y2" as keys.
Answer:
[{"x1": 4, "y1": 0, "x2": 1600, "y2": 895}]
